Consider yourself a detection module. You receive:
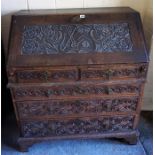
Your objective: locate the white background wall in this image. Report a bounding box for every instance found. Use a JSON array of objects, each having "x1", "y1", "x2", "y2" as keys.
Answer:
[{"x1": 1, "y1": 0, "x2": 153, "y2": 110}]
